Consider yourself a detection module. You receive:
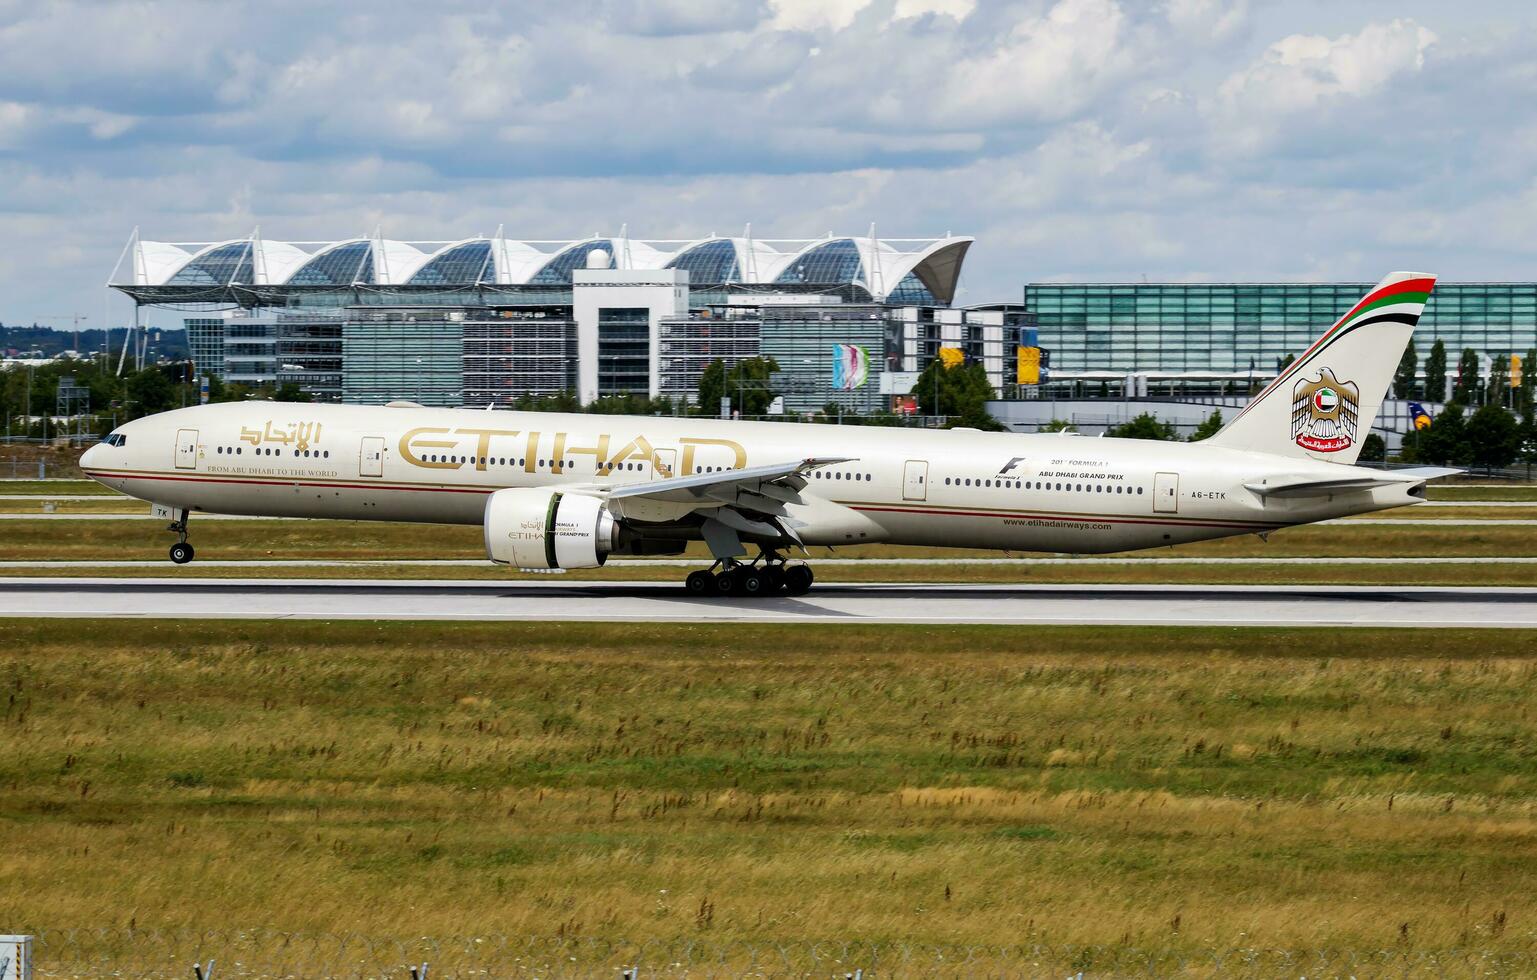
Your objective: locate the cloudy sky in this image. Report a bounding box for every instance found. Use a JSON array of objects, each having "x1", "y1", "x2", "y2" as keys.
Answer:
[{"x1": 2, "y1": 0, "x2": 1535, "y2": 328}]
